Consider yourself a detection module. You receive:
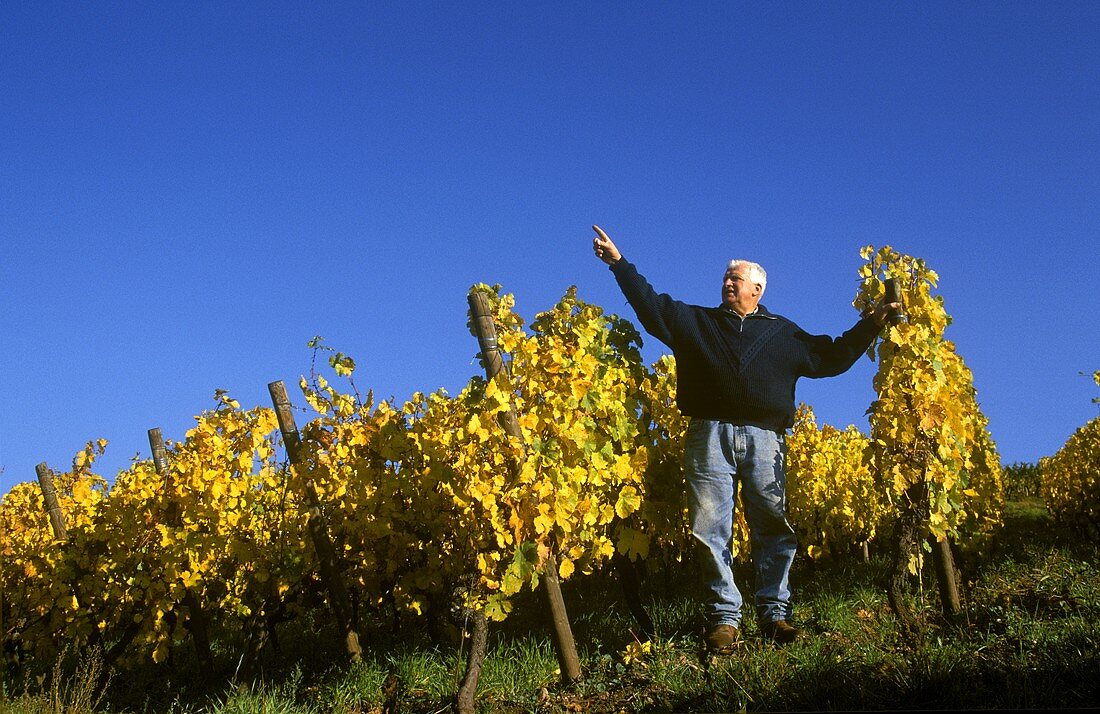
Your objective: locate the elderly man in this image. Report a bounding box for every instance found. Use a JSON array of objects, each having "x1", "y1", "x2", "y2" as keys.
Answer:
[{"x1": 592, "y1": 225, "x2": 896, "y2": 652}]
